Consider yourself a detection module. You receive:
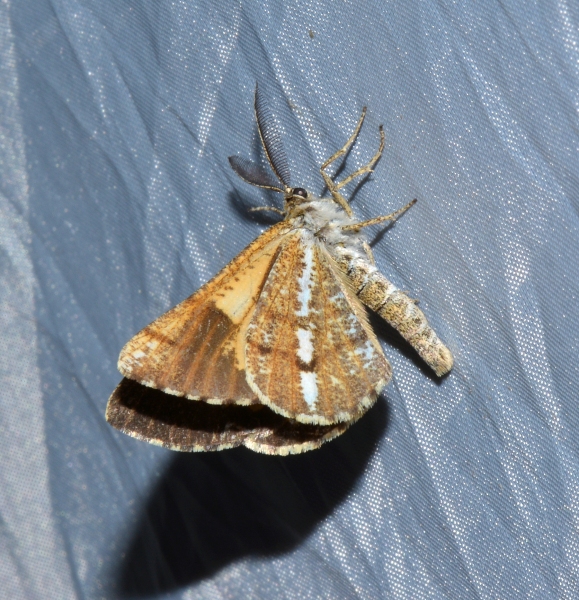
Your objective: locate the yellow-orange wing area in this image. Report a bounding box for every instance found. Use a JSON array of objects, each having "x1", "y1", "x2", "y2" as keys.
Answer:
[
  {"x1": 245, "y1": 231, "x2": 392, "y2": 426},
  {"x1": 117, "y1": 221, "x2": 296, "y2": 404}
]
